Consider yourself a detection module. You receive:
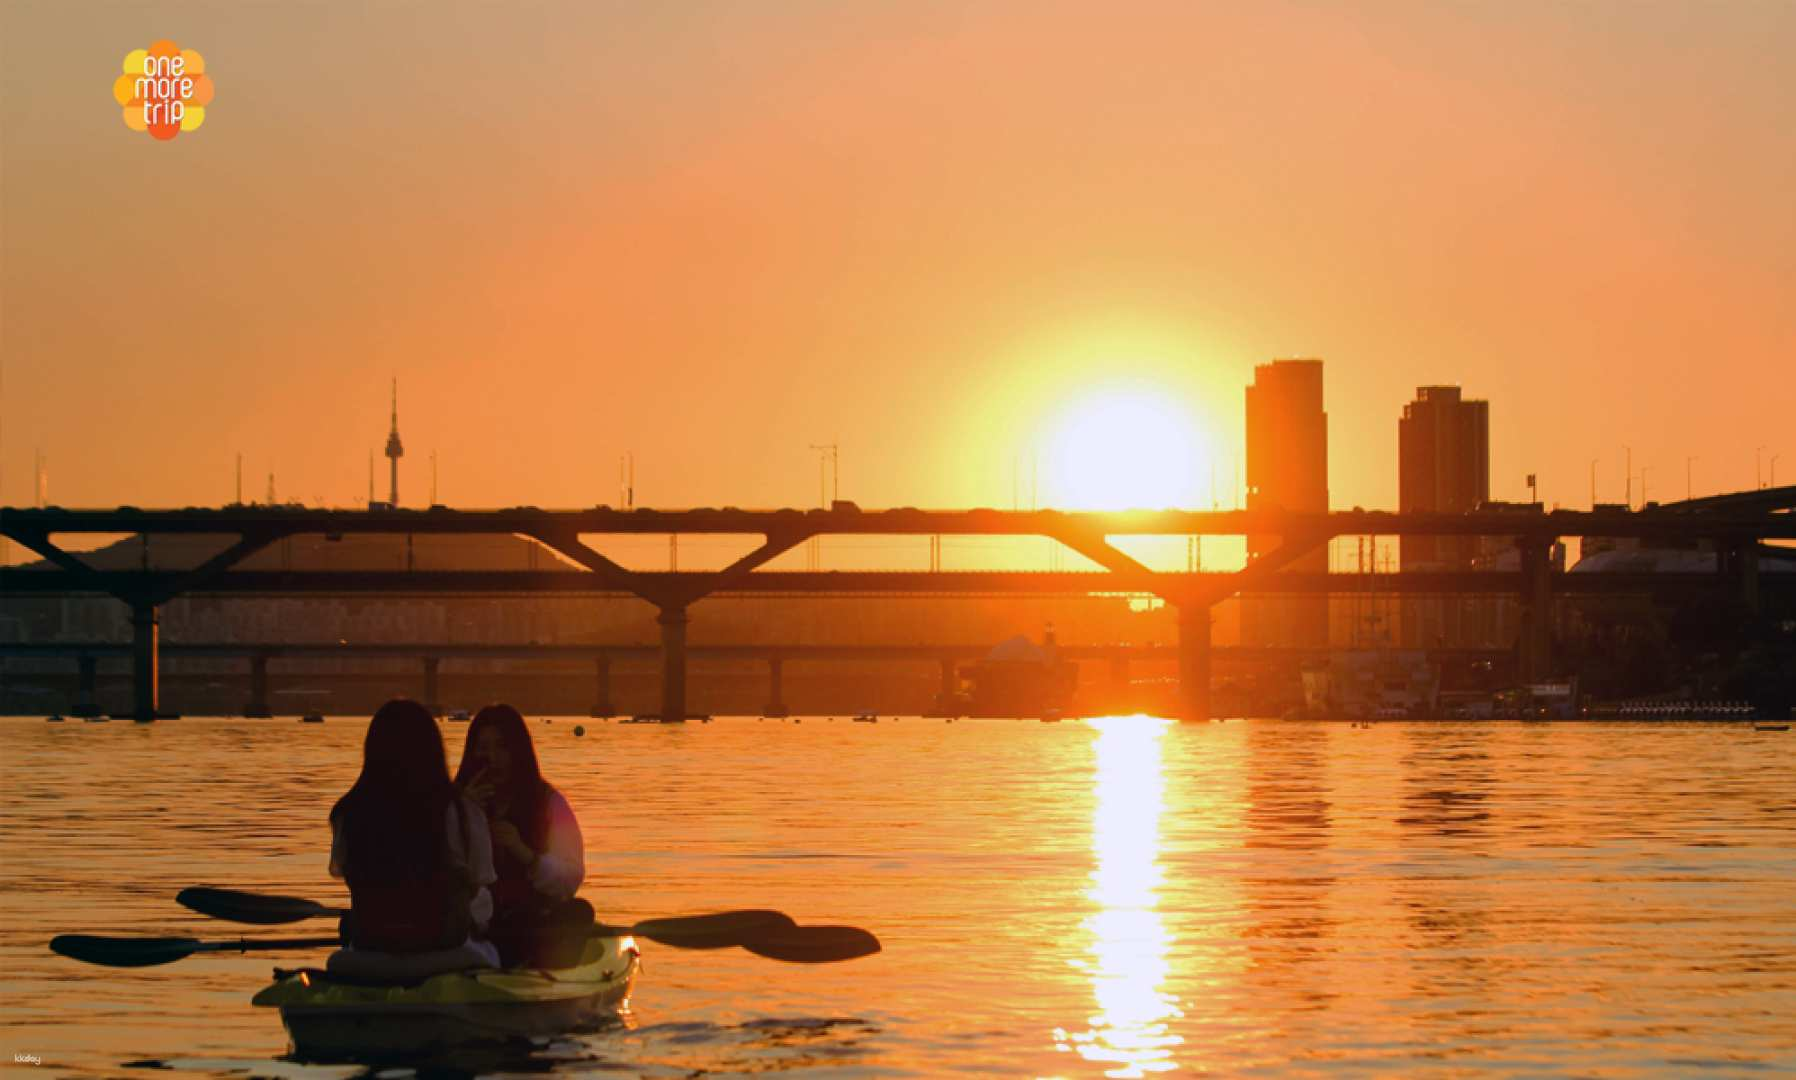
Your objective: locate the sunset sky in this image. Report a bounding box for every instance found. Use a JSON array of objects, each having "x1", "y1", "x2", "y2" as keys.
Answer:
[{"x1": 3, "y1": 2, "x2": 1792, "y2": 534}]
